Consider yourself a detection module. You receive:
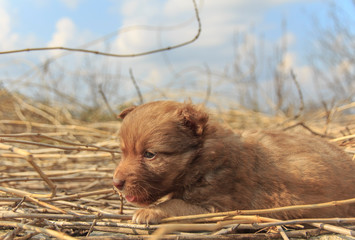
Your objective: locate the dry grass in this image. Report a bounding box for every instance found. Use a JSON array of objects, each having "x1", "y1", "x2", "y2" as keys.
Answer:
[{"x1": 1, "y1": 90, "x2": 355, "y2": 239}]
